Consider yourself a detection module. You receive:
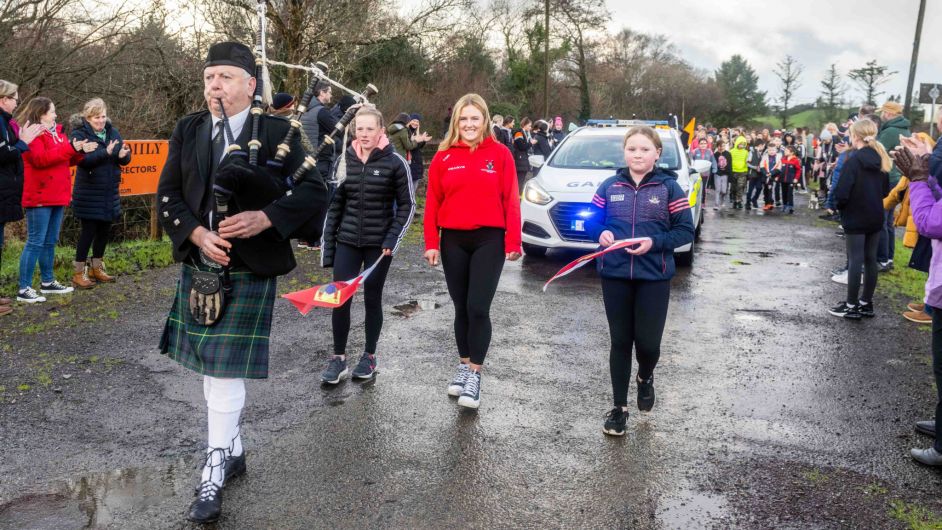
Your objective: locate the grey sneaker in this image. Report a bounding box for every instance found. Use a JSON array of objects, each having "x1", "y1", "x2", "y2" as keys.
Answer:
[
  {"x1": 40, "y1": 280, "x2": 73, "y2": 295},
  {"x1": 457, "y1": 371, "x2": 481, "y2": 409},
  {"x1": 16, "y1": 287, "x2": 46, "y2": 303},
  {"x1": 320, "y1": 356, "x2": 348, "y2": 385},
  {"x1": 447, "y1": 364, "x2": 470, "y2": 397},
  {"x1": 351, "y1": 353, "x2": 376, "y2": 379}
]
